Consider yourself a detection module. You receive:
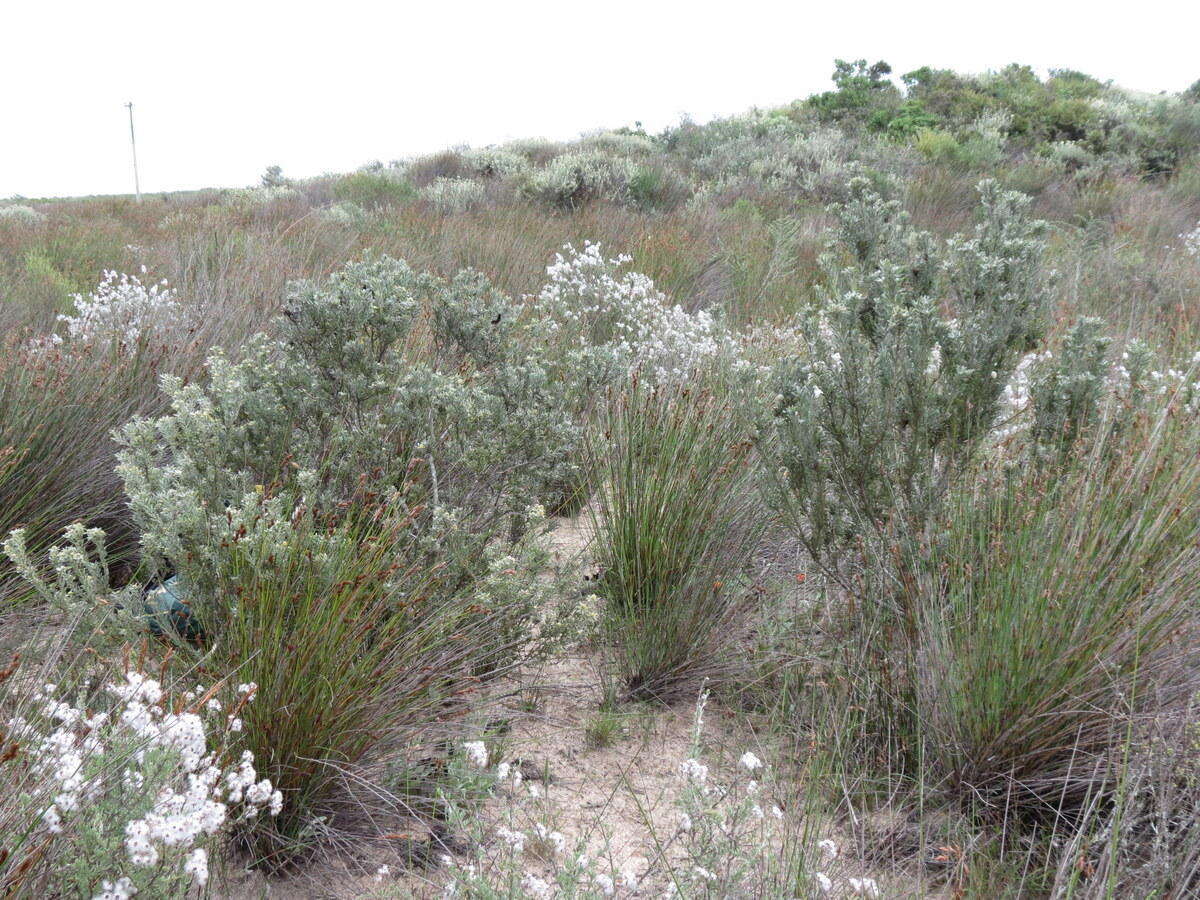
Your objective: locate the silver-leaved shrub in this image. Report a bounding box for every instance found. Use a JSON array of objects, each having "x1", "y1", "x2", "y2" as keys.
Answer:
[{"x1": 767, "y1": 177, "x2": 1052, "y2": 577}]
